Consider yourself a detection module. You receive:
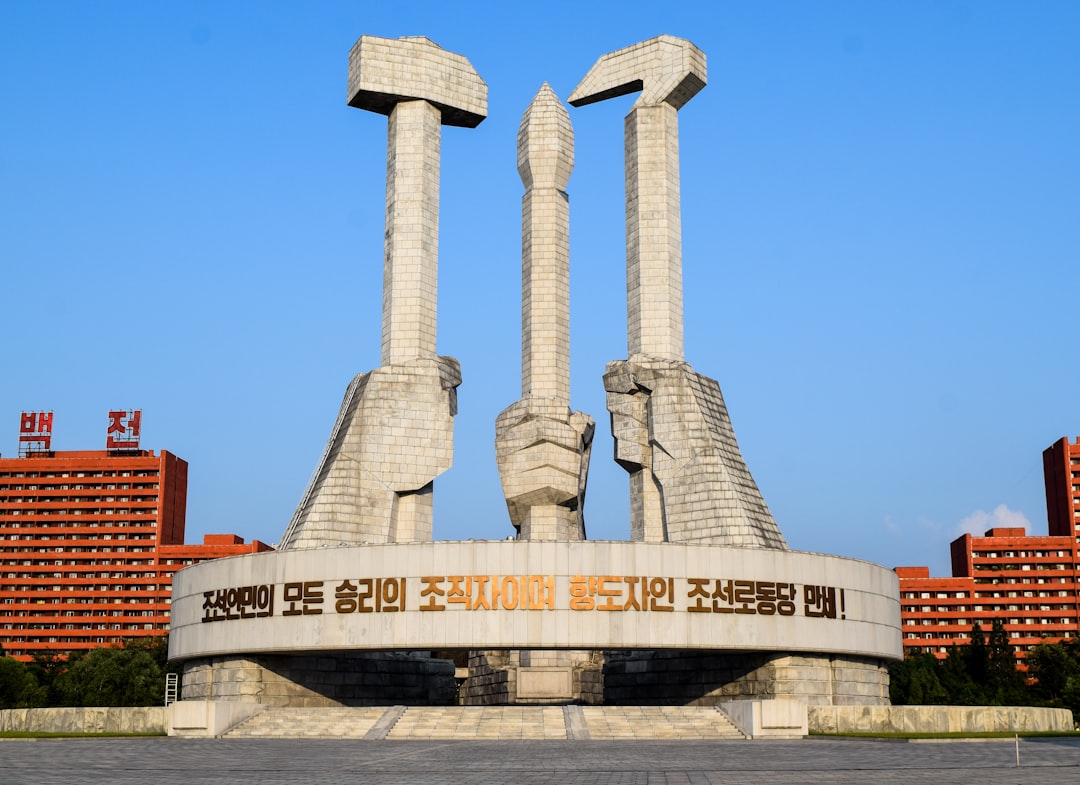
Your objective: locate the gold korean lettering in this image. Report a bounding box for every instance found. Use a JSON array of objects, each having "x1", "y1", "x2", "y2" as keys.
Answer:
[
  {"x1": 283, "y1": 581, "x2": 324, "y2": 616},
  {"x1": 569, "y1": 575, "x2": 596, "y2": 610},
  {"x1": 528, "y1": 575, "x2": 555, "y2": 610},
  {"x1": 447, "y1": 576, "x2": 471, "y2": 609},
  {"x1": 420, "y1": 576, "x2": 446, "y2": 611},
  {"x1": 648, "y1": 577, "x2": 674, "y2": 611}
]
